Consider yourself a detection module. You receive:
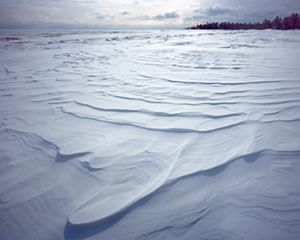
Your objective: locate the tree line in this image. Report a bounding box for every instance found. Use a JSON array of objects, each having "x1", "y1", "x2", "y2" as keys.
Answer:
[{"x1": 189, "y1": 13, "x2": 300, "y2": 30}]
